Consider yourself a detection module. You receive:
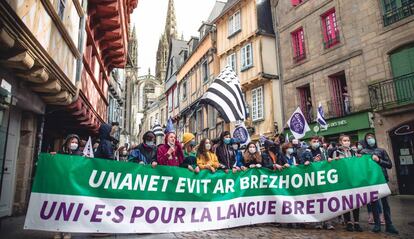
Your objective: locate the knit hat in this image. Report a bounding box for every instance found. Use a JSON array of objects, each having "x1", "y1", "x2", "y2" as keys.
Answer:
[{"x1": 182, "y1": 133, "x2": 195, "y2": 145}]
